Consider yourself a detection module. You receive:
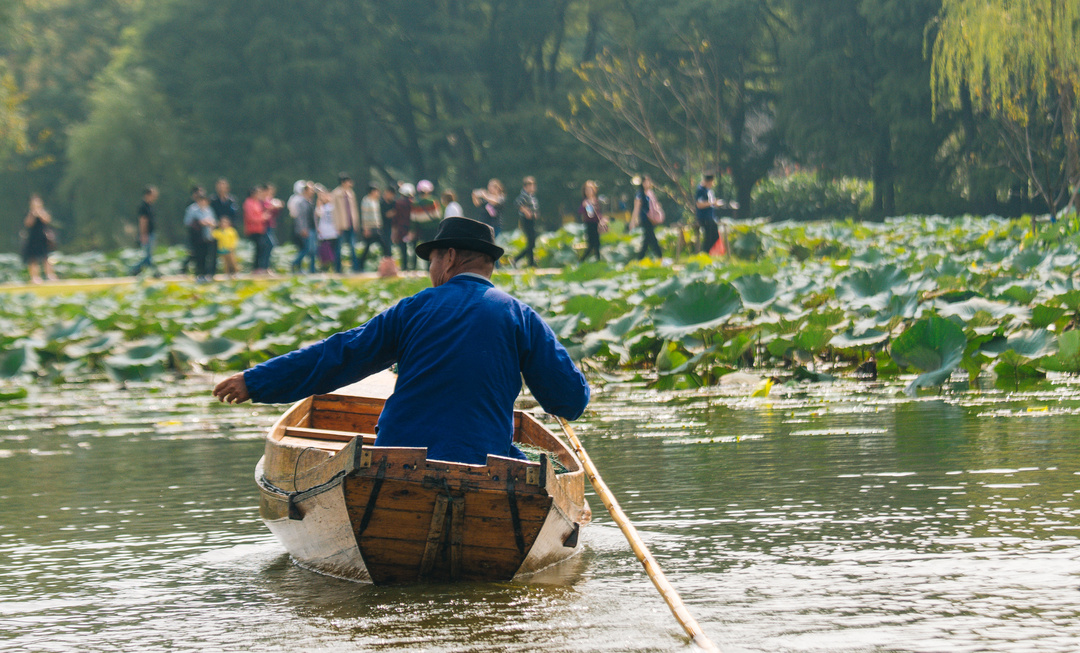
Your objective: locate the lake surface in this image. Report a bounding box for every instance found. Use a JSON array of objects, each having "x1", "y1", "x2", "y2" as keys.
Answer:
[{"x1": 2, "y1": 376, "x2": 1079, "y2": 652}]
